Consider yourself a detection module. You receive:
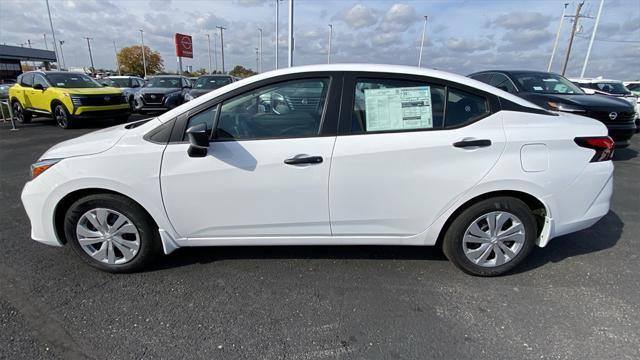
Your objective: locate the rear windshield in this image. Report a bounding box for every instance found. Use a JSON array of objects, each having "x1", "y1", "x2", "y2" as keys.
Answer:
[
  {"x1": 194, "y1": 76, "x2": 232, "y2": 89},
  {"x1": 513, "y1": 73, "x2": 583, "y2": 94},
  {"x1": 46, "y1": 73, "x2": 102, "y2": 88}
]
